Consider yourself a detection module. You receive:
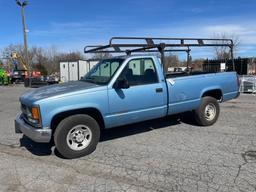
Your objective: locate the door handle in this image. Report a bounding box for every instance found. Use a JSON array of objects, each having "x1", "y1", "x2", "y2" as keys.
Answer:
[{"x1": 155, "y1": 88, "x2": 163, "y2": 93}]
